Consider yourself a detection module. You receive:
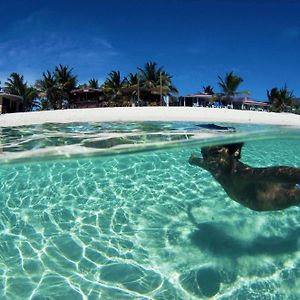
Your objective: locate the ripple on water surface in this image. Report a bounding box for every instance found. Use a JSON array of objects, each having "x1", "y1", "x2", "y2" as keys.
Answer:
[{"x1": 0, "y1": 122, "x2": 300, "y2": 299}]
